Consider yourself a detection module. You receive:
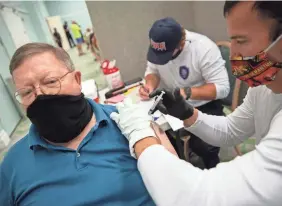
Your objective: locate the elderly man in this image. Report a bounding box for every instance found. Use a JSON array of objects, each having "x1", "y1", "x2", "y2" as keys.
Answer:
[{"x1": 0, "y1": 43, "x2": 156, "y2": 206}]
